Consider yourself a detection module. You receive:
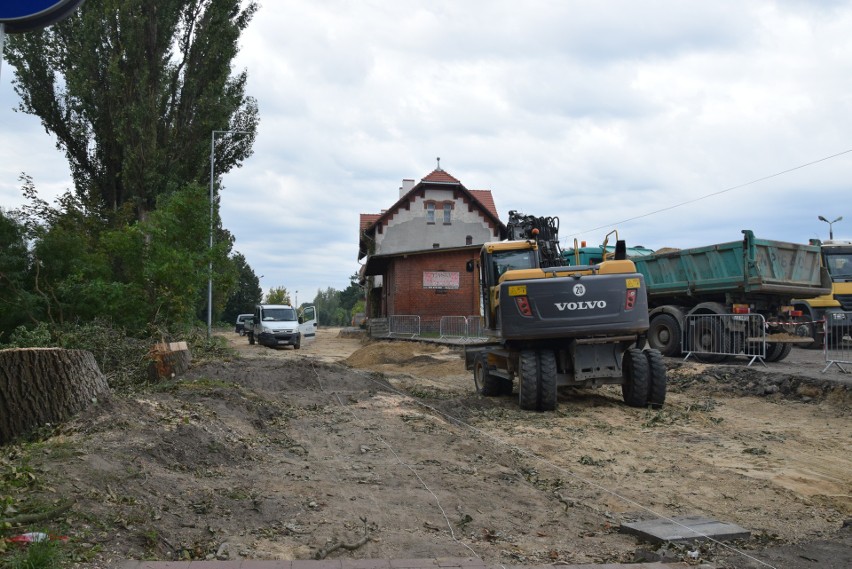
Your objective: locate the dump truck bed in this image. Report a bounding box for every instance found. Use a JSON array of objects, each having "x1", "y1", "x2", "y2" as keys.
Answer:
[{"x1": 633, "y1": 230, "x2": 831, "y2": 301}]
